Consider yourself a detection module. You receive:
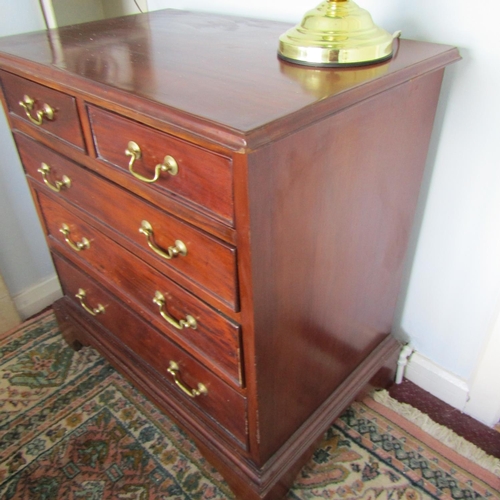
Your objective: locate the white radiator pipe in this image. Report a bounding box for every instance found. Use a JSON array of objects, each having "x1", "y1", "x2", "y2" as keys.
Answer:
[{"x1": 395, "y1": 344, "x2": 414, "y2": 384}]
